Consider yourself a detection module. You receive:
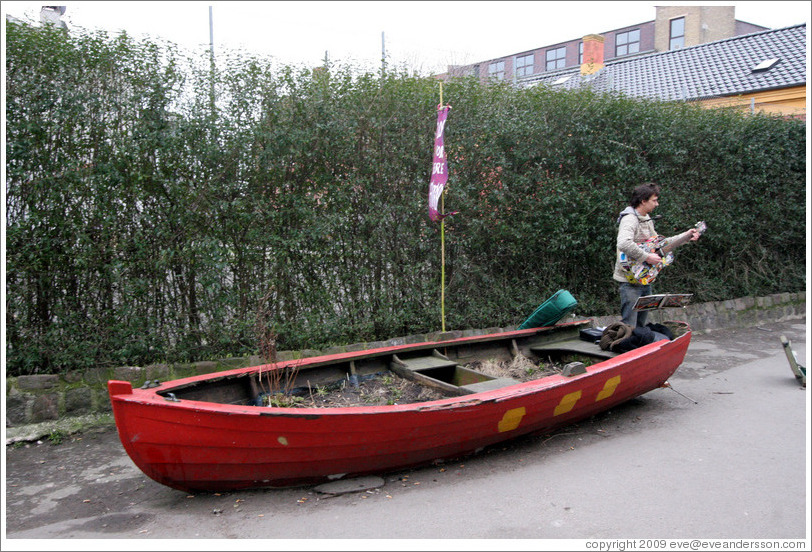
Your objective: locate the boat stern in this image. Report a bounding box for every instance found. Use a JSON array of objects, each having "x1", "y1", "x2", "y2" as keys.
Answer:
[{"x1": 108, "y1": 380, "x2": 133, "y2": 397}]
